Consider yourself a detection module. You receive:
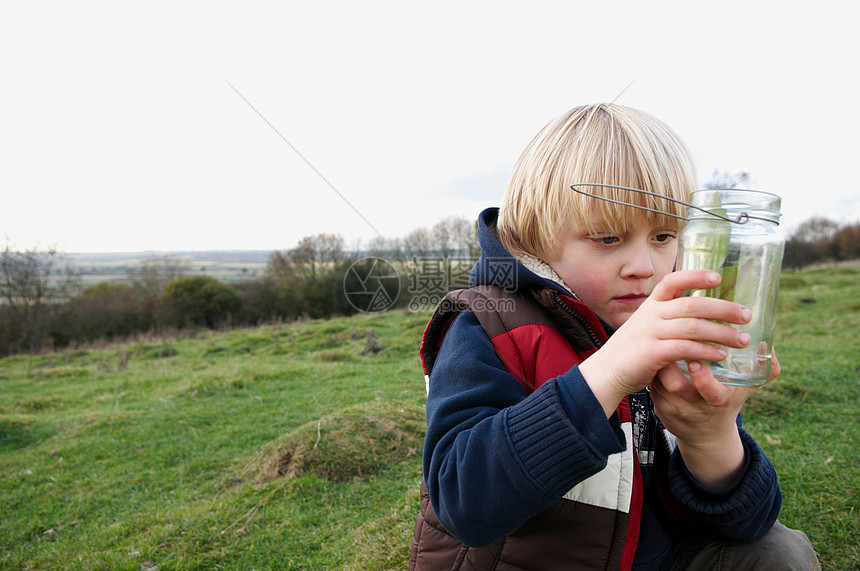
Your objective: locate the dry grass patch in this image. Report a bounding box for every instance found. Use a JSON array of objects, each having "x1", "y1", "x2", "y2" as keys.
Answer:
[{"x1": 256, "y1": 400, "x2": 424, "y2": 484}]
